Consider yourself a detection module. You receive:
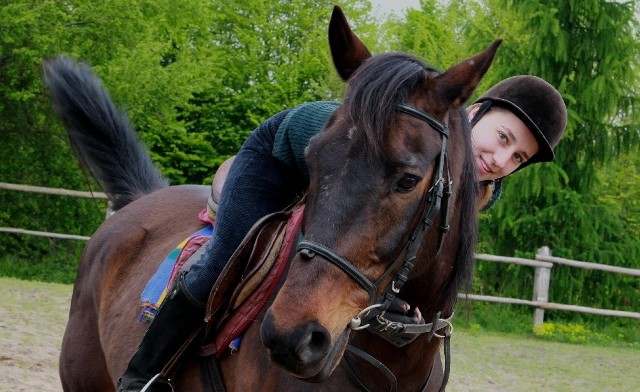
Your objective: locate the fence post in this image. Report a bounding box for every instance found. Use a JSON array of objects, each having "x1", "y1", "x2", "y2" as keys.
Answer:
[{"x1": 532, "y1": 246, "x2": 552, "y2": 328}]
